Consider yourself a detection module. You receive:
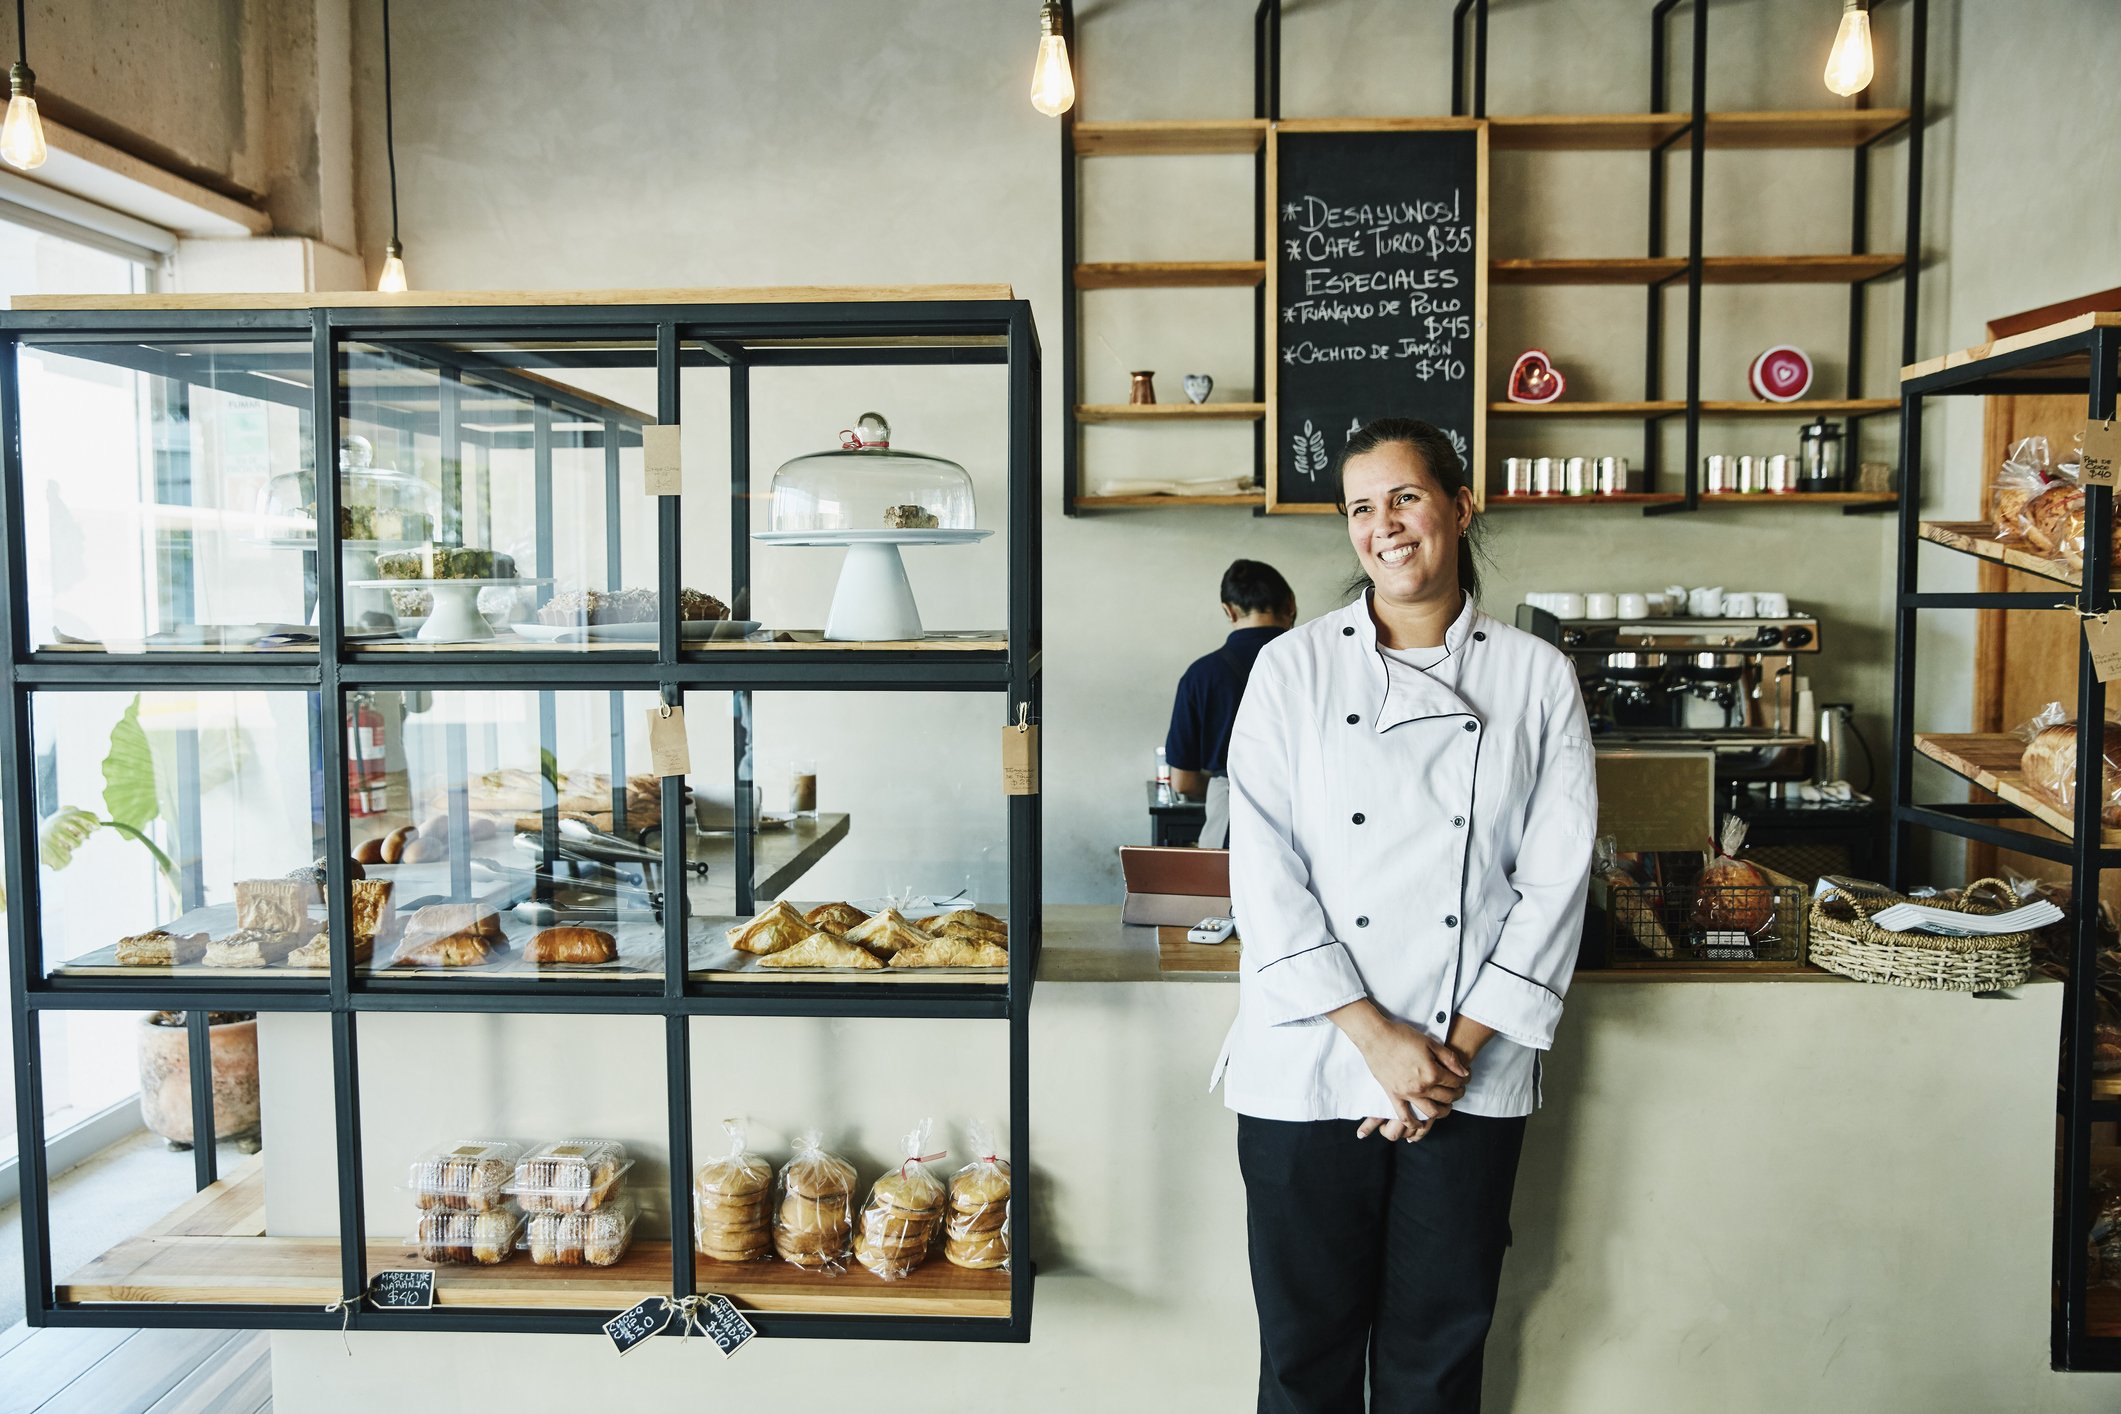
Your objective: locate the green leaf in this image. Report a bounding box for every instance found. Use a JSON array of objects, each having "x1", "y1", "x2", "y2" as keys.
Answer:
[
  {"x1": 38, "y1": 805, "x2": 101, "y2": 871},
  {"x1": 540, "y1": 748, "x2": 560, "y2": 803},
  {"x1": 102, "y1": 696, "x2": 161, "y2": 833}
]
